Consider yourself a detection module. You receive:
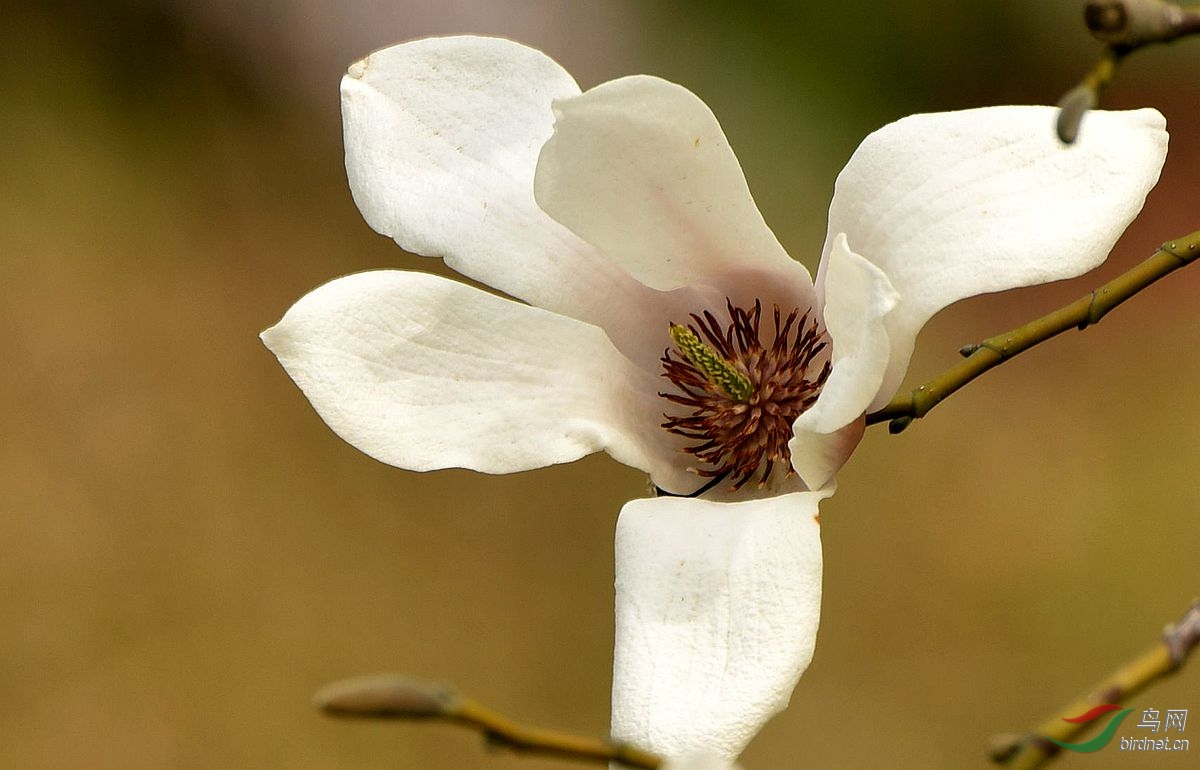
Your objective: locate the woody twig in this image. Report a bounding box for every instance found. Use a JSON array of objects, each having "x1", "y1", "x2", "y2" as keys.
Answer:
[
  {"x1": 867, "y1": 230, "x2": 1200, "y2": 433},
  {"x1": 986, "y1": 599, "x2": 1200, "y2": 769},
  {"x1": 314, "y1": 674, "x2": 662, "y2": 768},
  {"x1": 1058, "y1": 0, "x2": 1200, "y2": 142}
]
